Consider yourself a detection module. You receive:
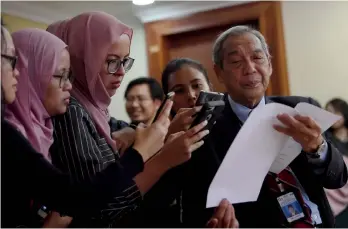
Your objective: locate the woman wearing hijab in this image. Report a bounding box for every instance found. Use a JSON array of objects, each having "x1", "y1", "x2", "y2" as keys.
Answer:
[
  {"x1": 4, "y1": 28, "x2": 73, "y2": 227},
  {"x1": 47, "y1": 12, "x2": 209, "y2": 227},
  {"x1": 1, "y1": 24, "x2": 173, "y2": 228},
  {"x1": 5, "y1": 28, "x2": 72, "y2": 163}
]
